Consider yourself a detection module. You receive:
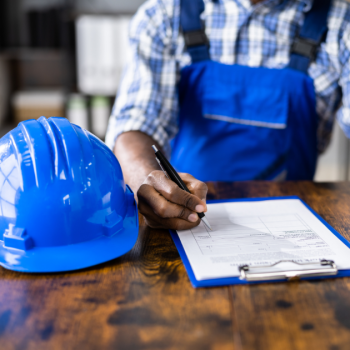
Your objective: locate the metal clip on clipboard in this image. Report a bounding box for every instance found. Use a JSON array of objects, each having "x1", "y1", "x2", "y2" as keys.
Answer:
[{"x1": 239, "y1": 260, "x2": 338, "y2": 282}]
